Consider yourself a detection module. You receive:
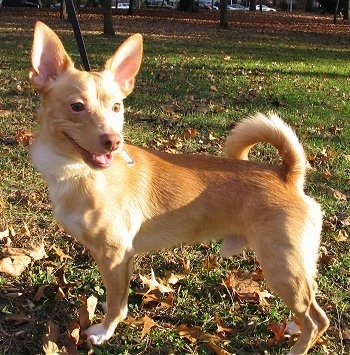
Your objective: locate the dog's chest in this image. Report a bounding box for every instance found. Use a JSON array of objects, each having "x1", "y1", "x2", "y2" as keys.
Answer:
[{"x1": 47, "y1": 175, "x2": 104, "y2": 242}]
